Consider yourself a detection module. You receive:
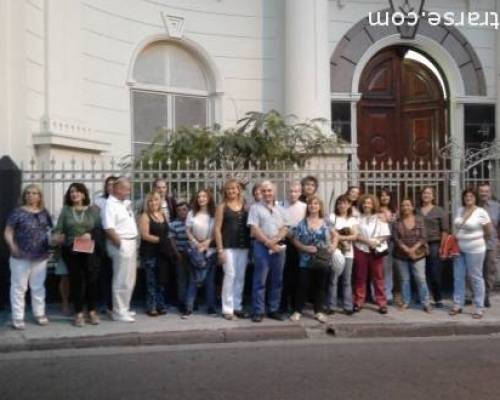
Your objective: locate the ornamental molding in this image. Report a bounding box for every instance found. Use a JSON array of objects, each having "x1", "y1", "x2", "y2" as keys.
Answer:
[
  {"x1": 34, "y1": 117, "x2": 109, "y2": 153},
  {"x1": 161, "y1": 13, "x2": 185, "y2": 39}
]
